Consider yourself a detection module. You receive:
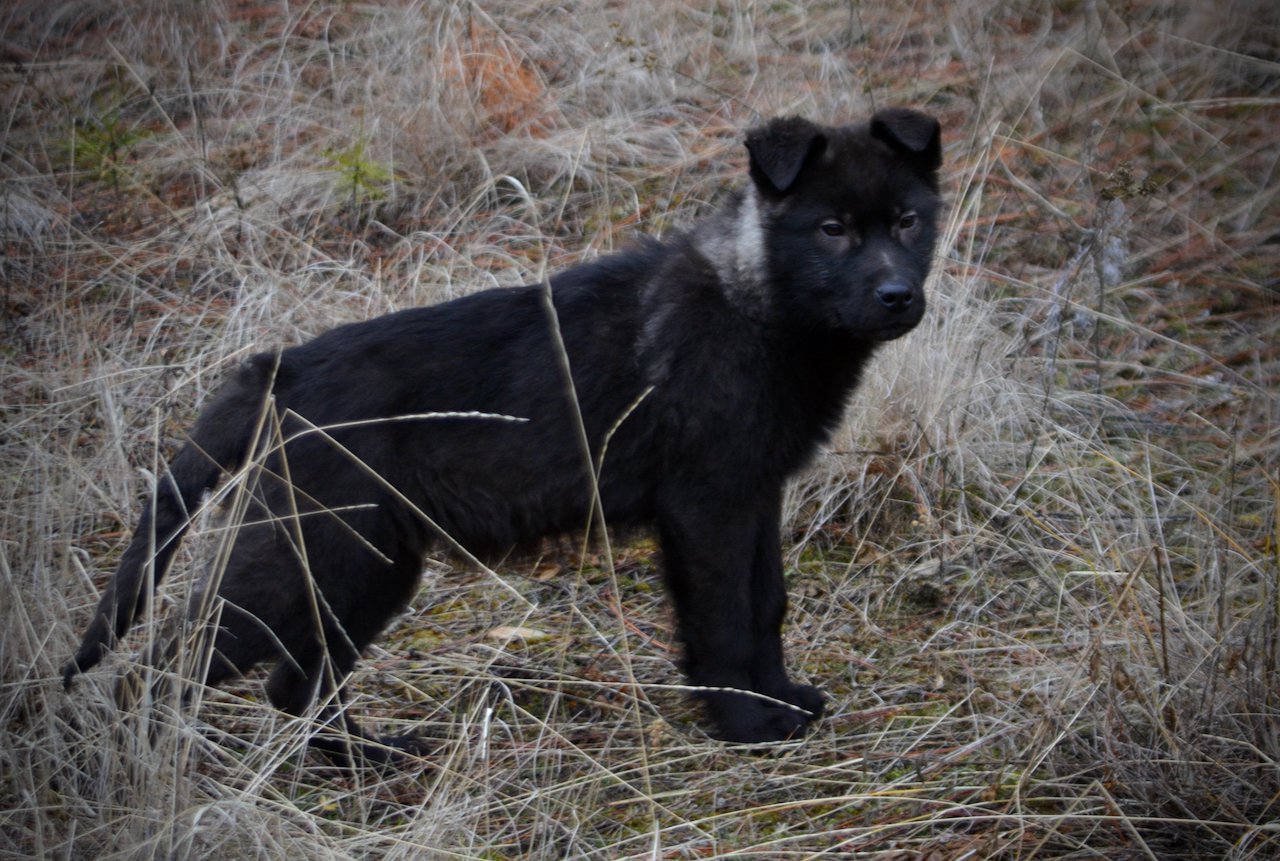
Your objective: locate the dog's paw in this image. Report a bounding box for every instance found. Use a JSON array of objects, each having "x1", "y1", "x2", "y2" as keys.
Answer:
[
  {"x1": 308, "y1": 727, "x2": 434, "y2": 770},
  {"x1": 776, "y1": 682, "x2": 825, "y2": 719},
  {"x1": 705, "y1": 689, "x2": 821, "y2": 743}
]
